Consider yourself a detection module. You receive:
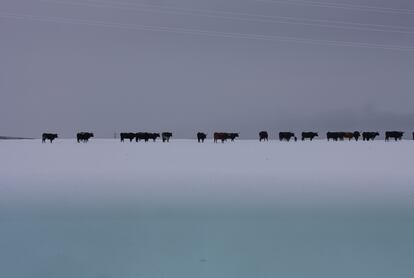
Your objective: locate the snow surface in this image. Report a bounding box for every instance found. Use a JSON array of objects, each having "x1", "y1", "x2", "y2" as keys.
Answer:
[
  {"x1": 1, "y1": 138, "x2": 414, "y2": 209},
  {"x1": 1, "y1": 139, "x2": 414, "y2": 278}
]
